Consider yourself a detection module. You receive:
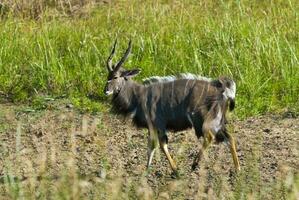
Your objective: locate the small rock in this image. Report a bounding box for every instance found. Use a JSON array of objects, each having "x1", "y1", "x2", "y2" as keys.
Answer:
[
  {"x1": 159, "y1": 192, "x2": 170, "y2": 200},
  {"x1": 66, "y1": 103, "x2": 73, "y2": 108},
  {"x1": 263, "y1": 128, "x2": 271, "y2": 133},
  {"x1": 34, "y1": 130, "x2": 44, "y2": 138},
  {"x1": 97, "y1": 168, "x2": 106, "y2": 179},
  {"x1": 155, "y1": 171, "x2": 163, "y2": 178}
]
